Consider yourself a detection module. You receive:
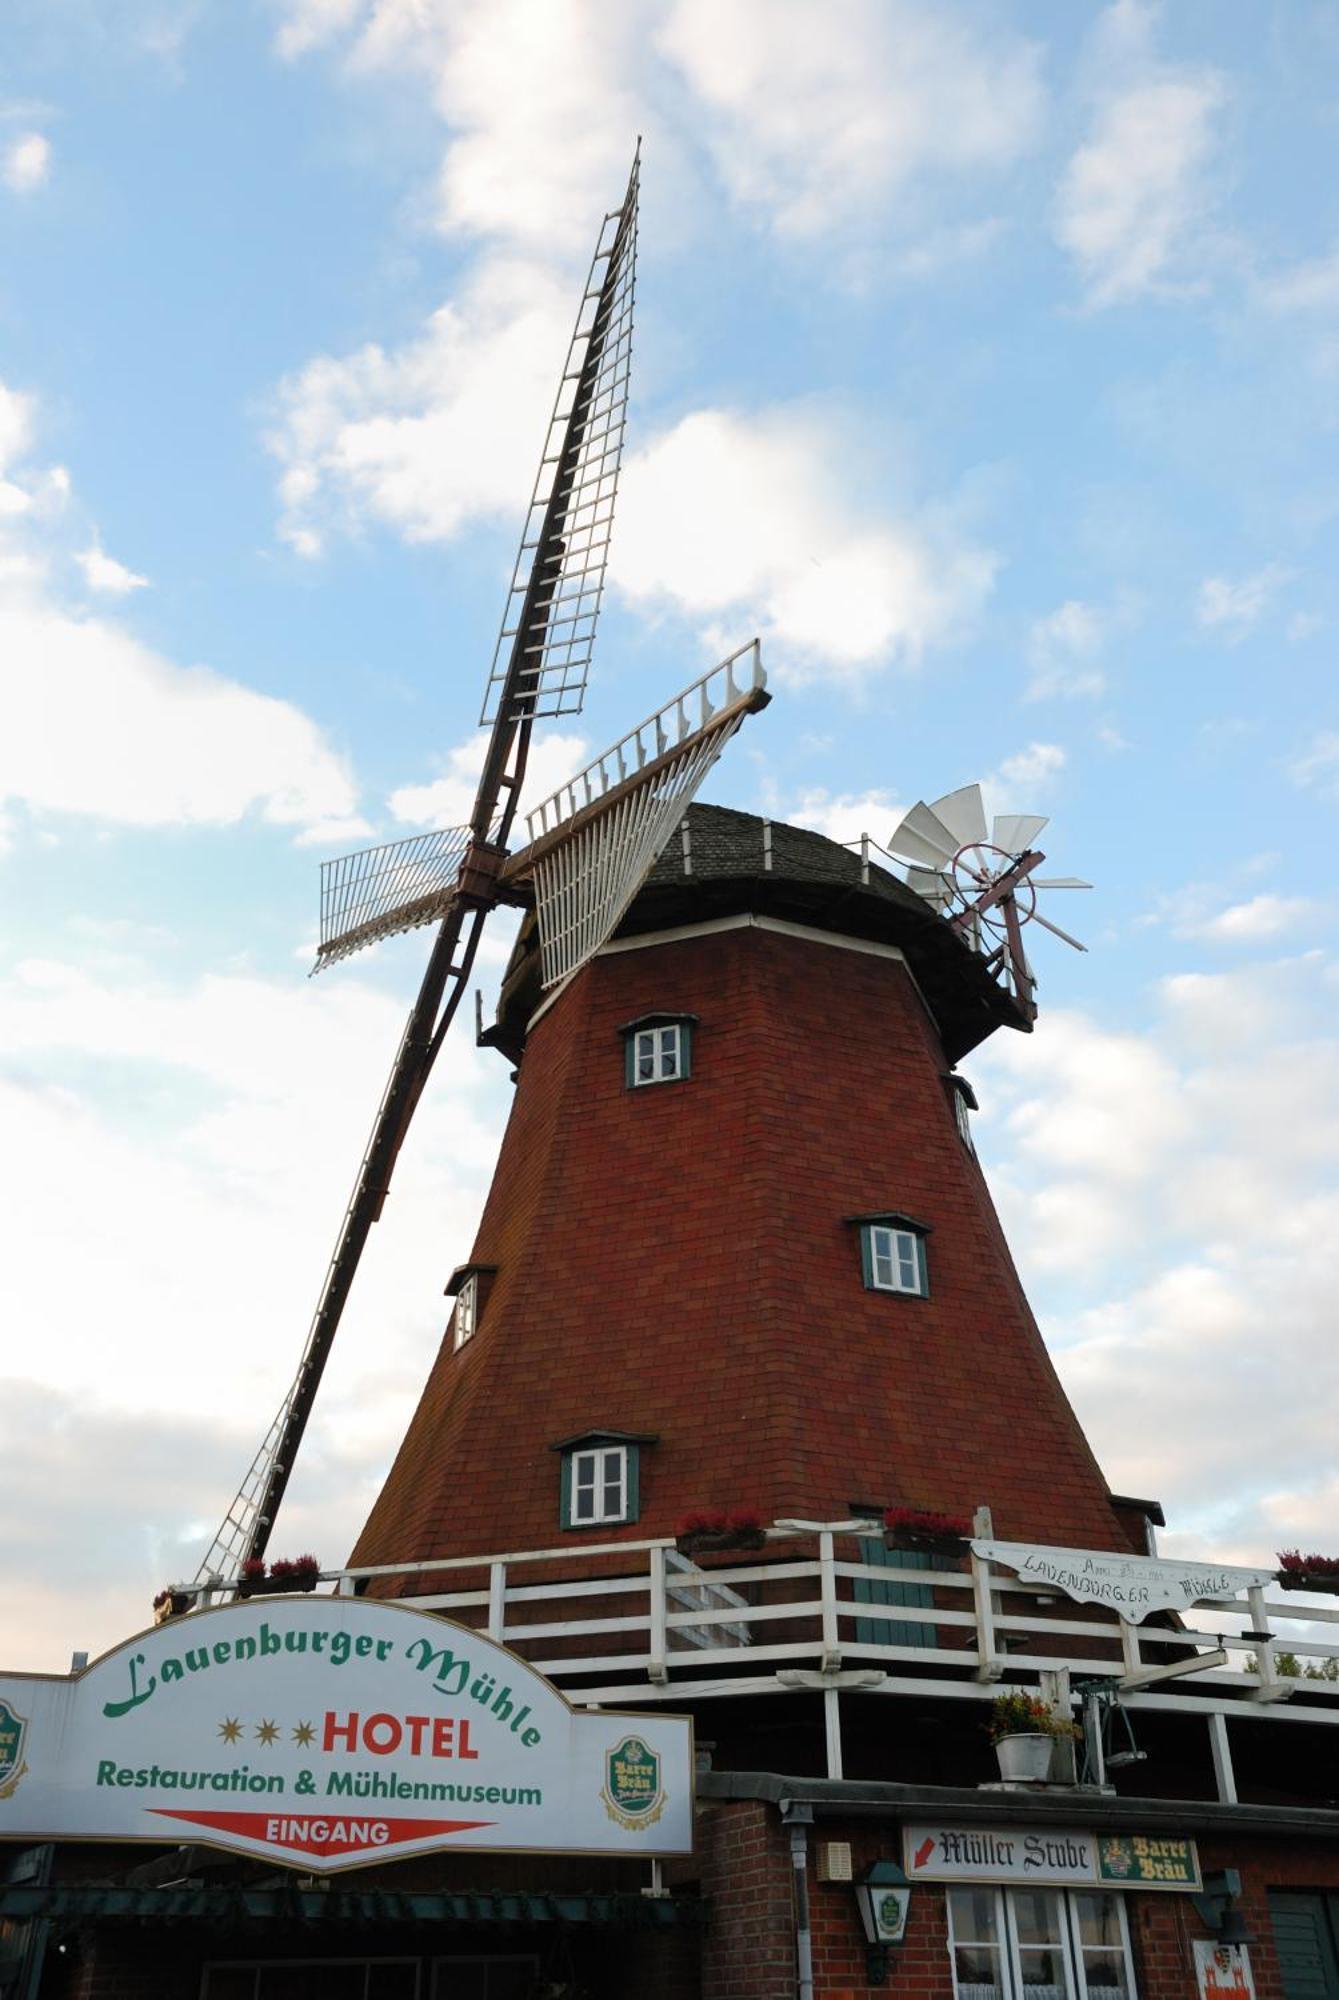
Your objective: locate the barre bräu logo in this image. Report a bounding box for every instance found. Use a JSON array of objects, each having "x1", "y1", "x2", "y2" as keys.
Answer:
[
  {"x1": 0, "y1": 1699, "x2": 29, "y2": 1801},
  {"x1": 600, "y1": 1735, "x2": 665, "y2": 1832}
]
